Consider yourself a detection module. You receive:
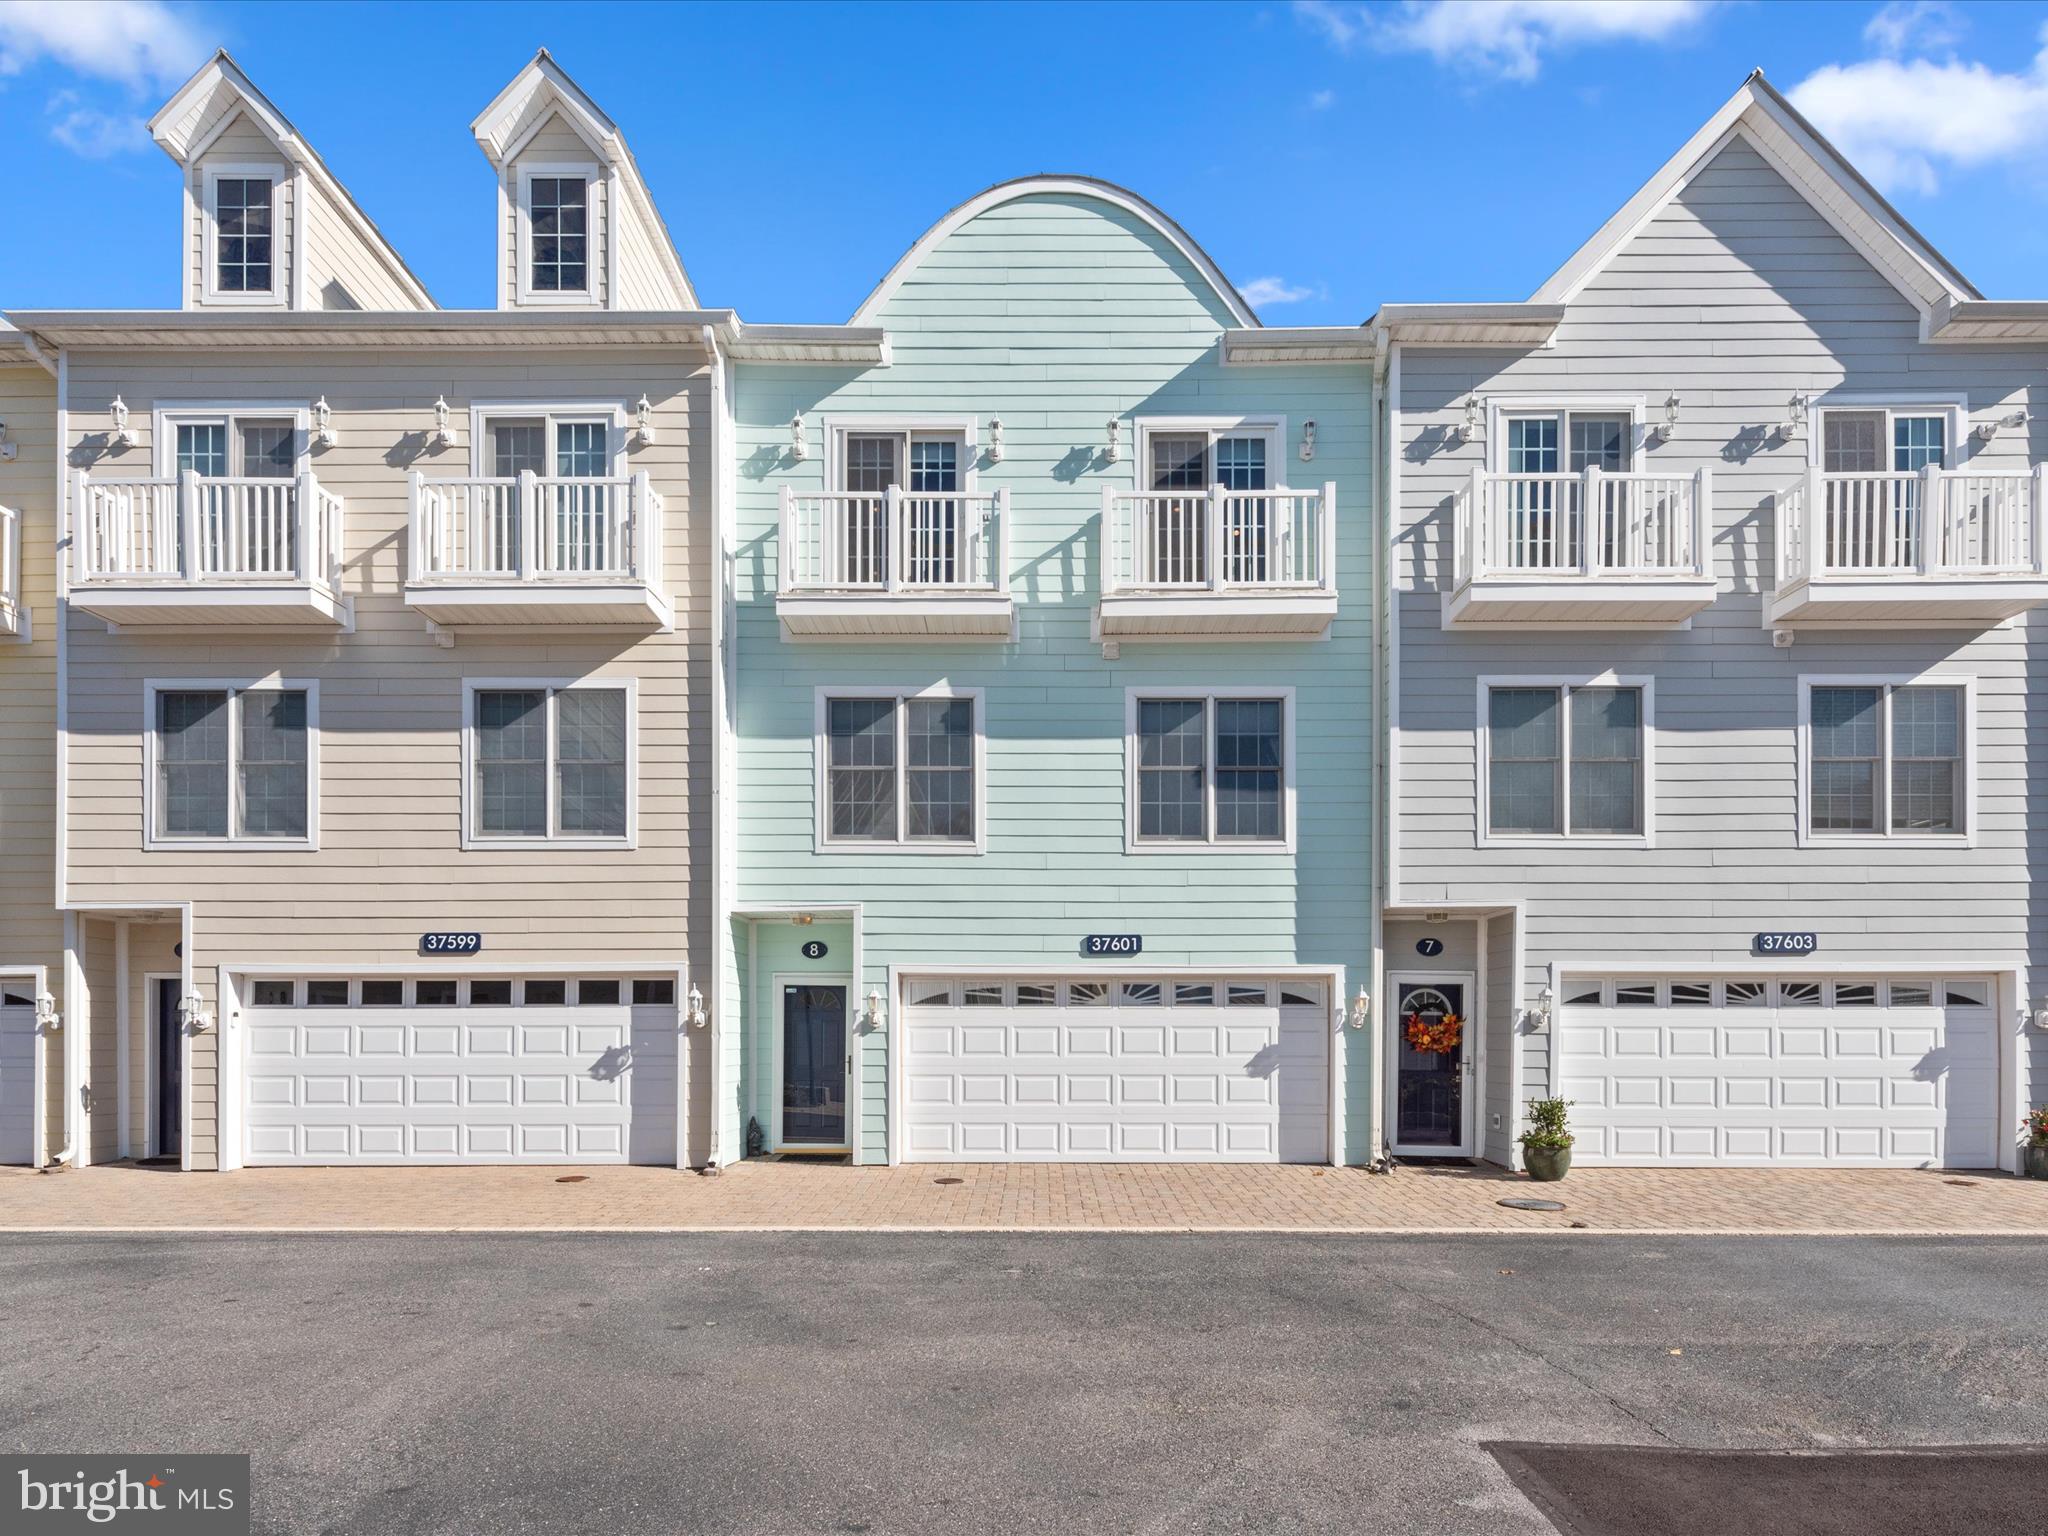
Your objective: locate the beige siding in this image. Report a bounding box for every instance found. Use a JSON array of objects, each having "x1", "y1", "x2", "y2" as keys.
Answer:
[
  {"x1": 78, "y1": 918, "x2": 119, "y2": 1163},
  {"x1": 299, "y1": 180, "x2": 420, "y2": 311},
  {"x1": 189, "y1": 113, "x2": 295, "y2": 310},
  {"x1": 614, "y1": 187, "x2": 682, "y2": 310},
  {"x1": 125, "y1": 921, "x2": 180, "y2": 1159},
  {"x1": 62, "y1": 347, "x2": 713, "y2": 1168},
  {"x1": 504, "y1": 117, "x2": 608, "y2": 309}
]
